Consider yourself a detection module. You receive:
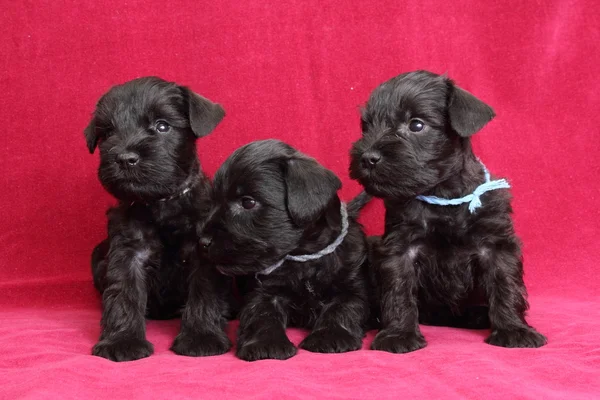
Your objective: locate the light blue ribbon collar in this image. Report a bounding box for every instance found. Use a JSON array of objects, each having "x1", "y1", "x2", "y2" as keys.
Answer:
[
  {"x1": 258, "y1": 202, "x2": 349, "y2": 276},
  {"x1": 416, "y1": 160, "x2": 510, "y2": 214}
]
